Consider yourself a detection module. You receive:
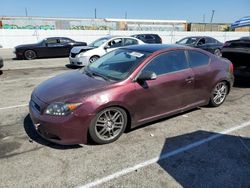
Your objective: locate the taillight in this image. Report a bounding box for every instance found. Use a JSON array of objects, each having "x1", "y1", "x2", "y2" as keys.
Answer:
[
  {"x1": 223, "y1": 42, "x2": 230, "y2": 47},
  {"x1": 229, "y1": 62, "x2": 234, "y2": 74}
]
